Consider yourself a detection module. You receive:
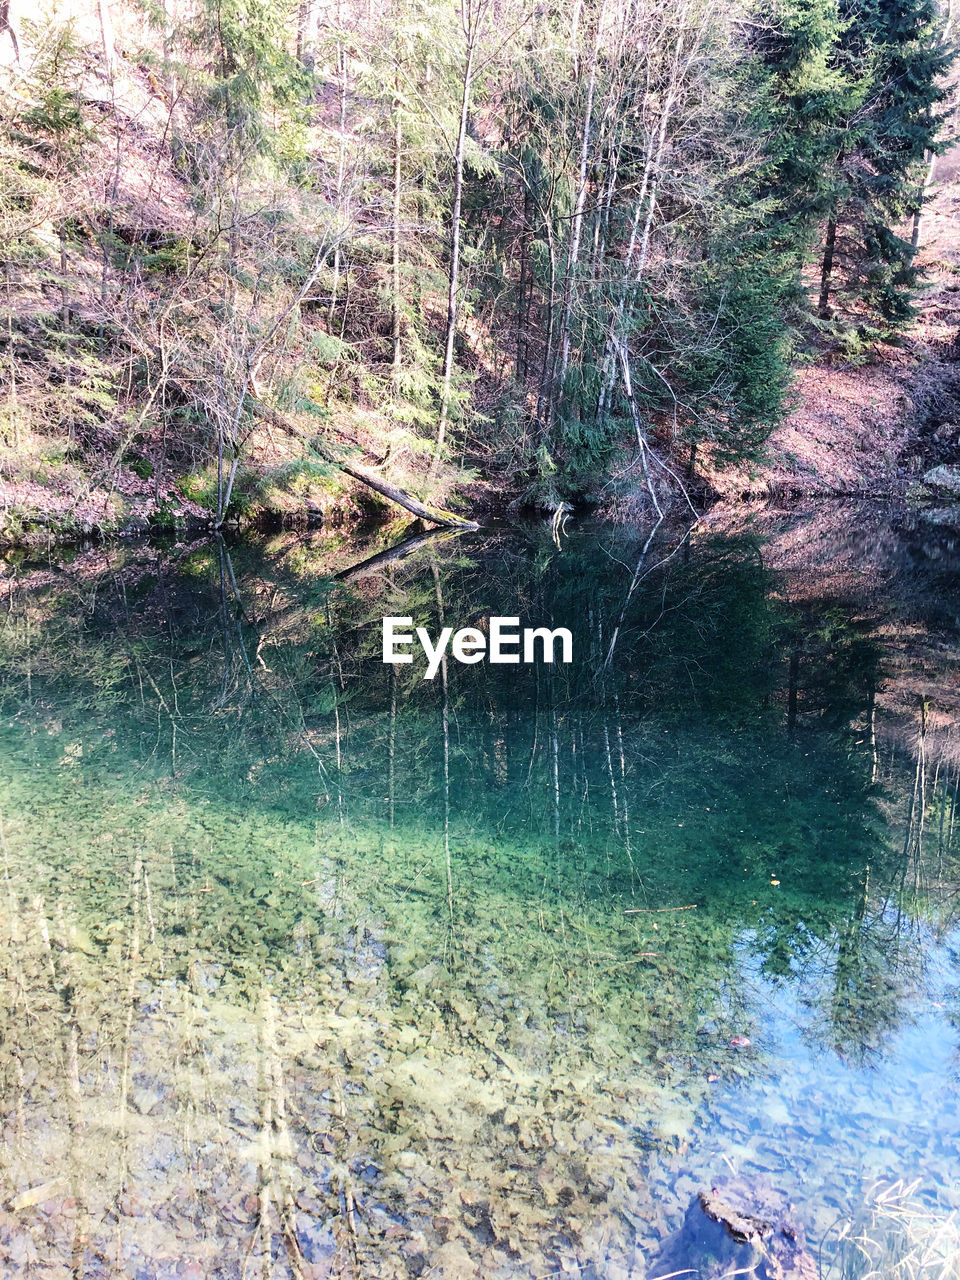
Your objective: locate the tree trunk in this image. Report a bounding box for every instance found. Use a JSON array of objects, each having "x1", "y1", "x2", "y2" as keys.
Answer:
[
  {"x1": 818, "y1": 215, "x2": 837, "y2": 318},
  {"x1": 536, "y1": 208, "x2": 558, "y2": 425},
  {"x1": 436, "y1": 16, "x2": 479, "y2": 467},
  {"x1": 391, "y1": 71, "x2": 403, "y2": 380},
  {"x1": 787, "y1": 646, "x2": 800, "y2": 734},
  {"x1": 329, "y1": 39, "x2": 348, "y2": 328},
  {"x1": 911, "y1": 148, "x2": 937, "y2": 254},
  {"x1": 336, "y1": 456, "x2": 478, "y2": 528},
  {"x1": 597, "y1": 80, "x2": 677, "y2": 418},
  {"x1": 296, "y1": 0, "x2": 318, "y2": 64},
  {"x1": 553, "y1": 0, "x2": 607, "y2": 407},
  {"x1": 249, "y1": 398, "x2": 479, "y2": 528},
  {"x1": 0, "y1": 0, "x2": 20, "y2": 60},
  {"x1": 5, "y1": 266, "x2": 19, "y2": 447},
  {"x1": 516, "y1": 187, "x2": 531, "y2": 380},
  {"x1": 615, "y1": 340, "x2": 661, "y2": 515},
  {"x1": 97, "y1": 0, "x2": 116, "y2": 77},
  {"x1": 59, "y1": 228, "x2": 70, "y2": 333}
]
